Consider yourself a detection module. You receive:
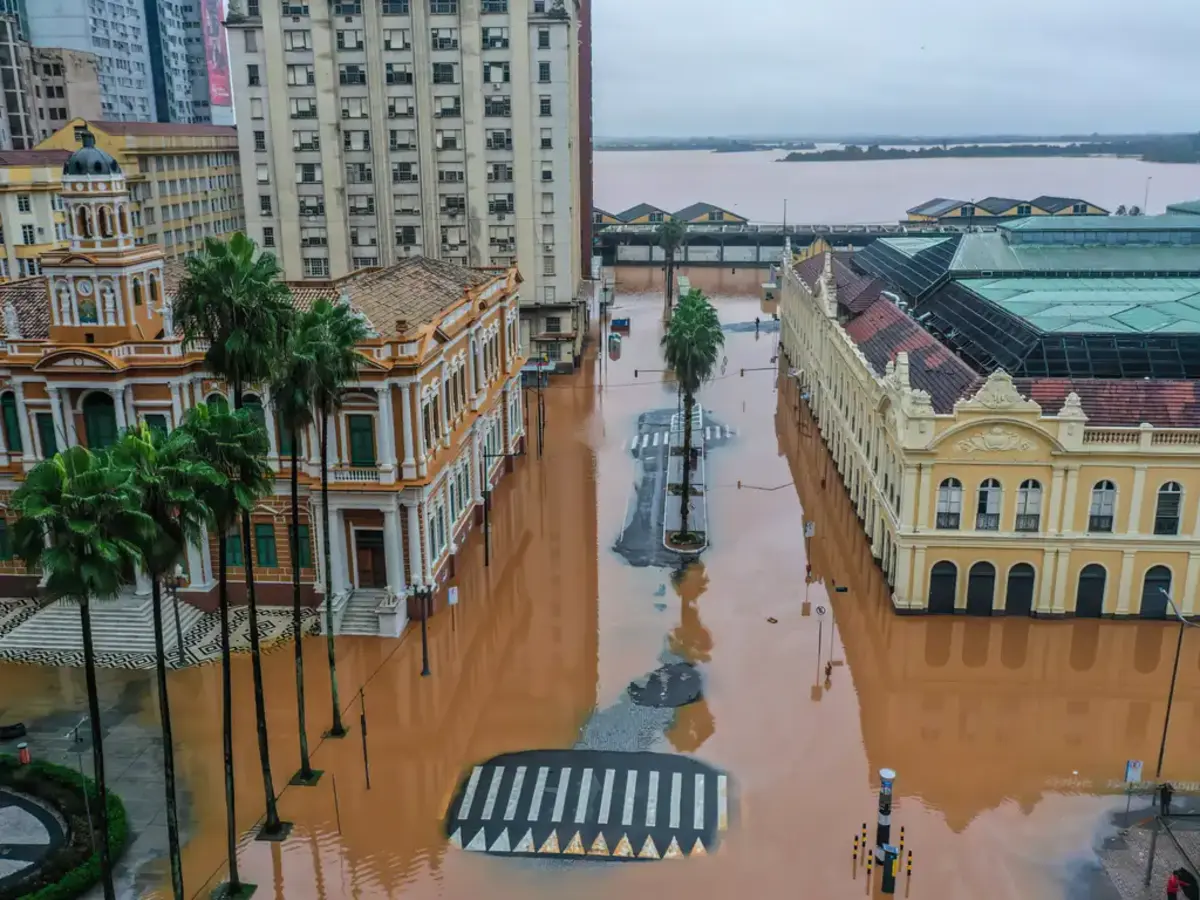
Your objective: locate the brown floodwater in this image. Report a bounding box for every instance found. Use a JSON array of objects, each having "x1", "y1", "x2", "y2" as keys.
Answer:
[{"x1": 4, "y1": 273, "x2": 1200, "y2": 899}]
